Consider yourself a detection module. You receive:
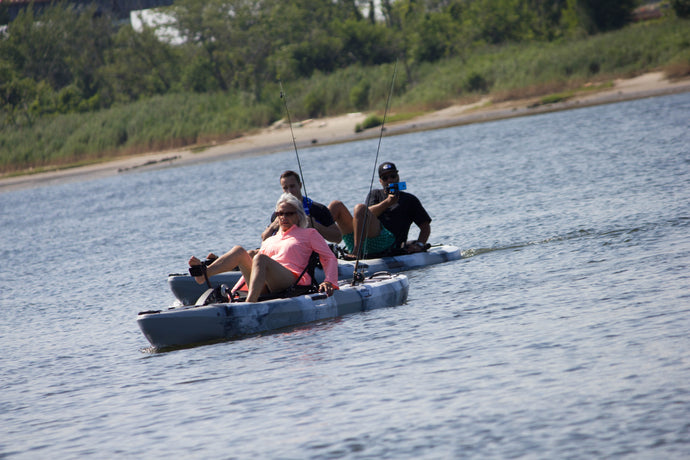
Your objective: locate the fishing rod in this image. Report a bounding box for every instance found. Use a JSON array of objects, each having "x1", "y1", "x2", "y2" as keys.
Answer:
[
  {"x1": 278, "y1": 80, "x2": 309, "y2": 200},
  {"x1": 352, "y1": 60, "x2": 398, "y2": 284}
]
